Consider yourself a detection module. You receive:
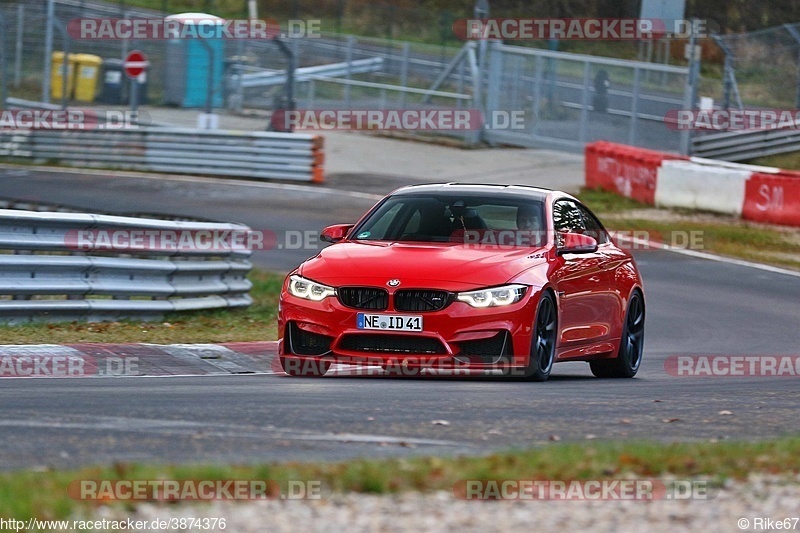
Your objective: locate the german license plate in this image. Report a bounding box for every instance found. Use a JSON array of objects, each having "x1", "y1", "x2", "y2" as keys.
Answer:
[{"x1": 357, "y1": 313, "x2": 423, "y2": 332}]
